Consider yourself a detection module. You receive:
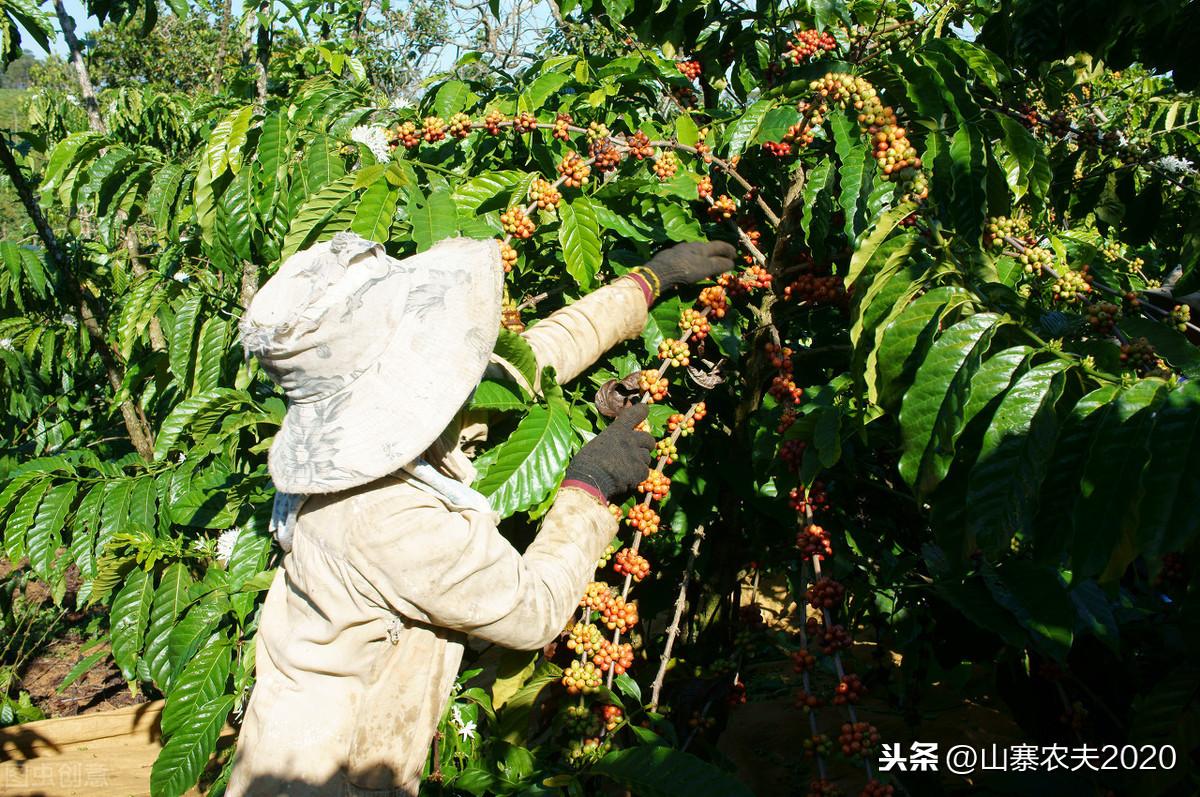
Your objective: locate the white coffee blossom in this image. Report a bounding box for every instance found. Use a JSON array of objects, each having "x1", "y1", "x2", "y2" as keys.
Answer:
[
  {"x1": 450, "y1": 704, "x2": 463, "y2": 725},
  {"x1": 350, "y1": 125, "x2": 391, "y2": 163},
  {"x1": 60, "y1": 314, "x2": 78, "y2": 329},
  {"x1": 172, "y1": 271, "x2": 191, "y2": 284},
  {"x1": 457, "y1": 720, "x2": 477, "y2": 741},
  {"x1": 0, "y1": 338, "x2": 11, "y2": 352},
  {"x1": 1157, "y1": 155, "x2": 1195, "y2": 176},
  {"x1": 216, "y1": 526, "x2": 242, "y2": 565}
]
